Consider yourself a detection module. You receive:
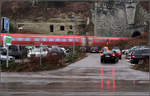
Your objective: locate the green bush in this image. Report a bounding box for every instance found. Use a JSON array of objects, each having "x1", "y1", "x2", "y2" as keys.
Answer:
[
  {"x1": 65, "y1": 53, "x2": 80, "y2": 63},
  {"x1": 1, "y1": 61, "x2": 17, "y2": 71}
]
